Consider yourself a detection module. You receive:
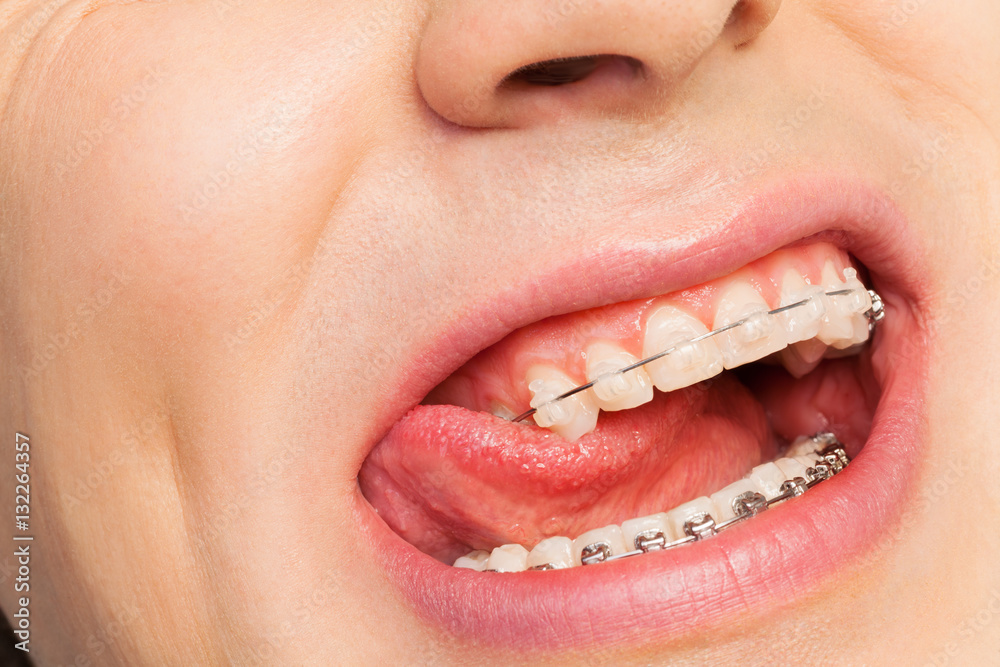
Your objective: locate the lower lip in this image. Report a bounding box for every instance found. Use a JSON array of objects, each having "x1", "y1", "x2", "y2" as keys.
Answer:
[{"x1": 360, "y1": 301, "x2": 927, "y2": 648}]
